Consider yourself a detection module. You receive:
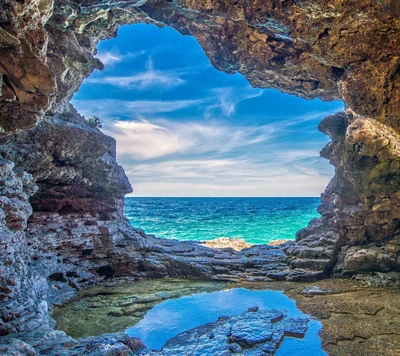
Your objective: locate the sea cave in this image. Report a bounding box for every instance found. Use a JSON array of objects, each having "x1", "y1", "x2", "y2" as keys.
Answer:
[{"x1": 1, "y1": 0, "x2": 400, "y2": 355}]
